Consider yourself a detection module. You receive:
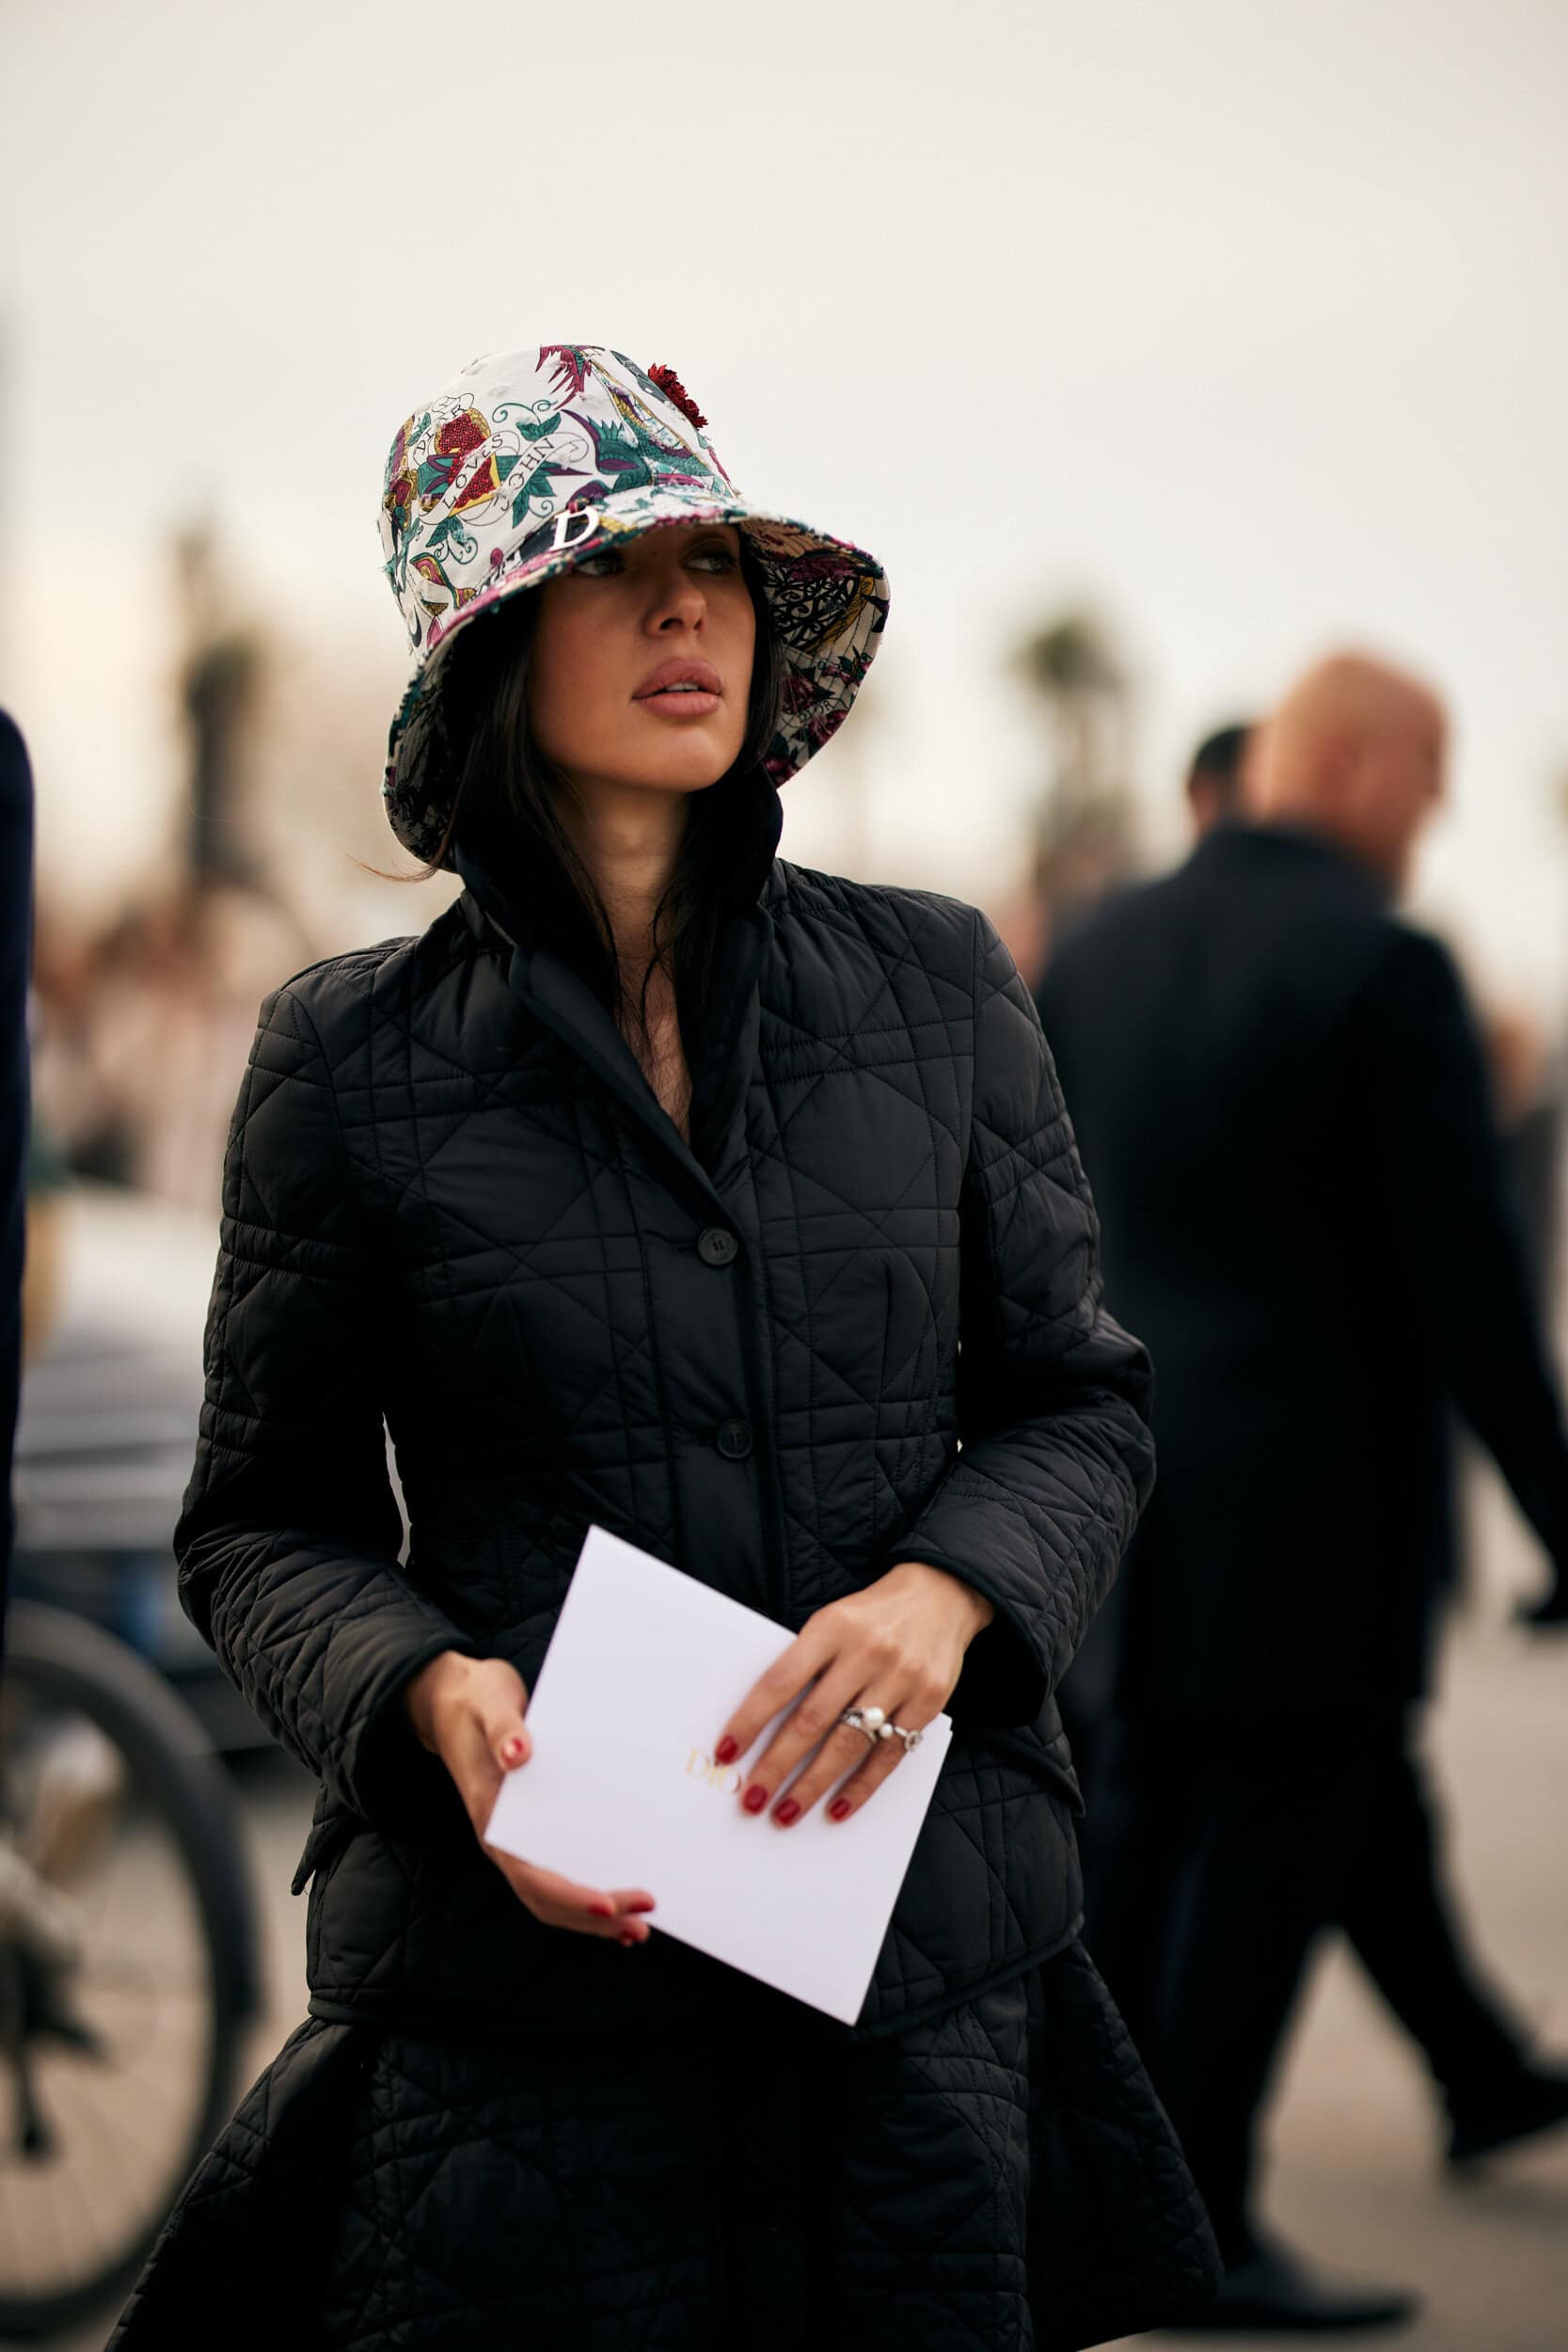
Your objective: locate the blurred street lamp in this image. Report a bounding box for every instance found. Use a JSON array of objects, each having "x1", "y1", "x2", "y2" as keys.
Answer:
[{"x1": 174, "y1": 525, "x2": 266, "y2": 892}]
